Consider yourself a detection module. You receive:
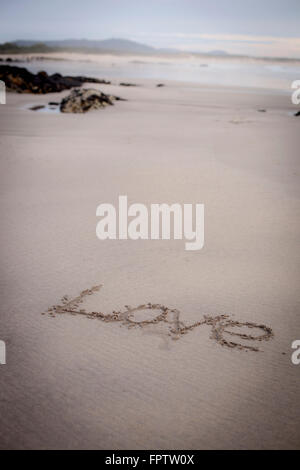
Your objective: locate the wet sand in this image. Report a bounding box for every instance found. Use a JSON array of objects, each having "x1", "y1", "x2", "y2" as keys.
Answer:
[{"x1": 0, "y1": 79, "x2": 299, "y2": 449}]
